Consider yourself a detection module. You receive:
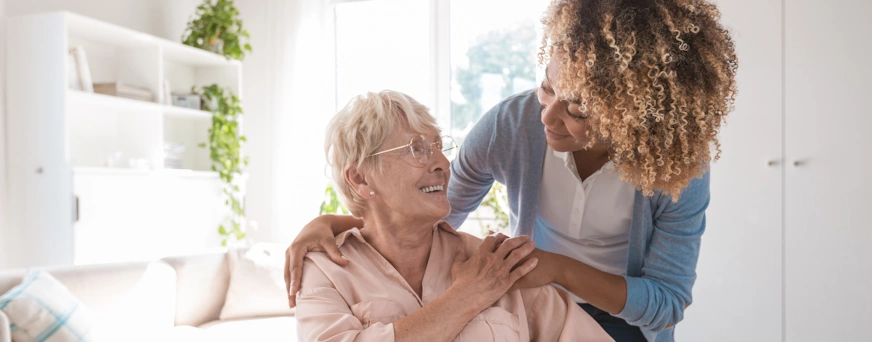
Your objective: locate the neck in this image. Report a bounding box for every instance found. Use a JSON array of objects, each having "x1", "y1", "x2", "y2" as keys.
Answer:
[
  {"x1": 573, "y1": 143, "x2": 610, "y2": 162},
  {"x1": 360, "y1": 212, "x2": 435, "y2": 291}
]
